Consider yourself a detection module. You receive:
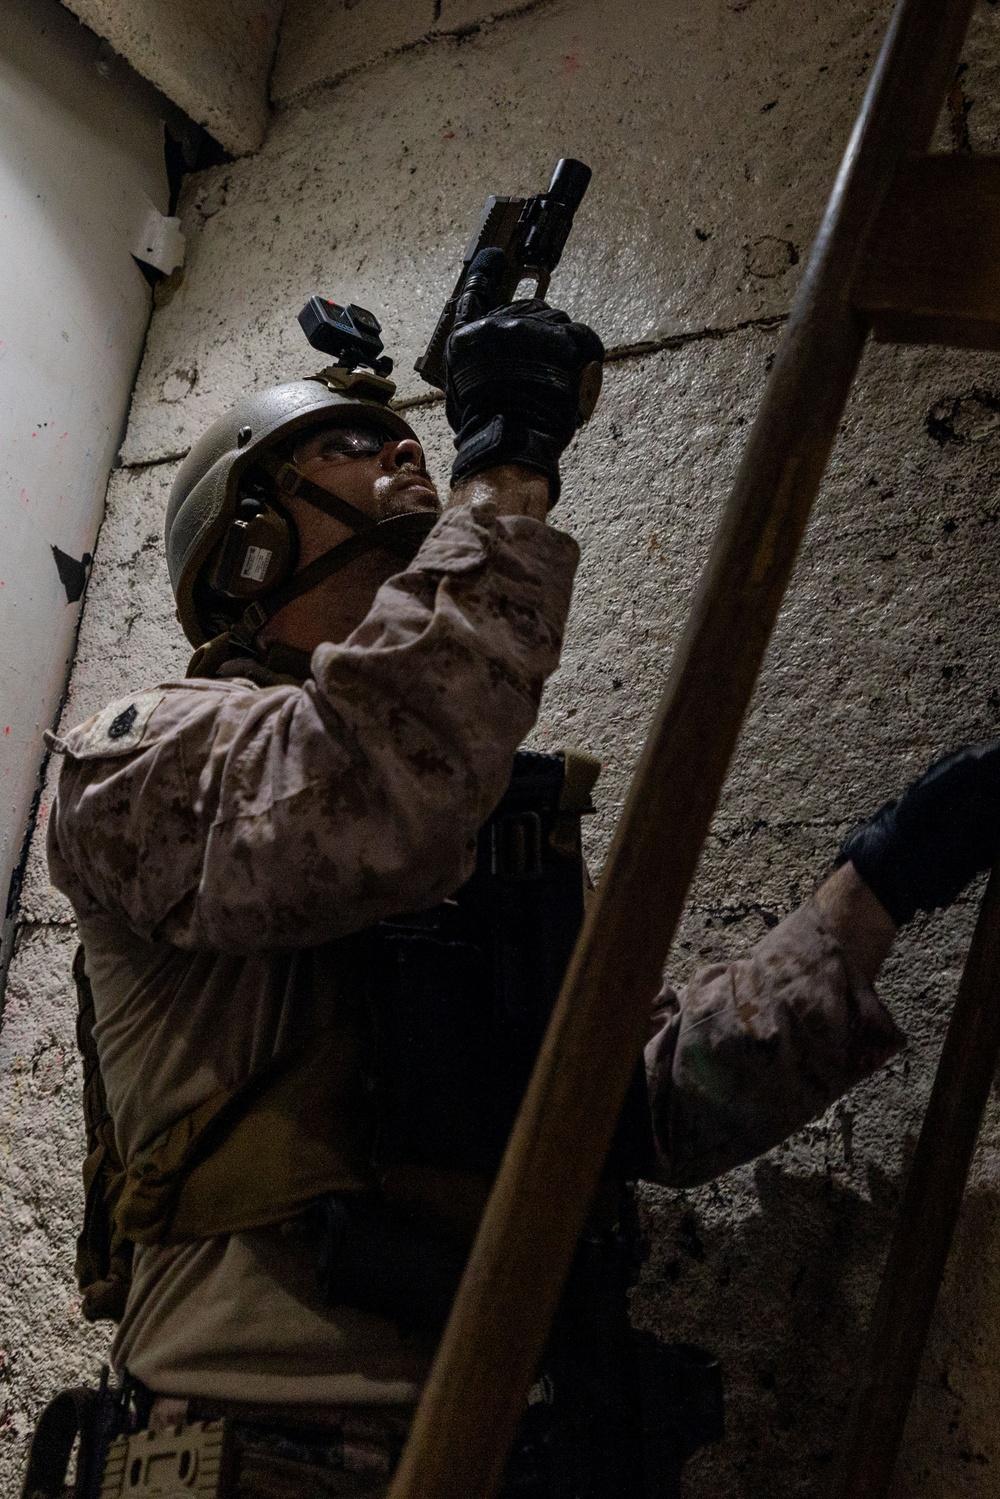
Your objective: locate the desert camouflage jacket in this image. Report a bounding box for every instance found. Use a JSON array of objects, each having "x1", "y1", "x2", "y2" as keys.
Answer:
[{"x1": 45, "y1": 497, "x2": 903, "y2": 1401}]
